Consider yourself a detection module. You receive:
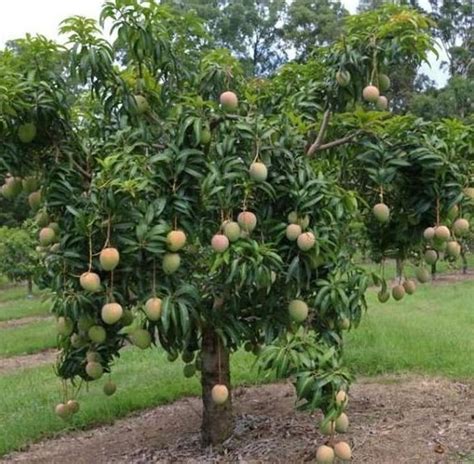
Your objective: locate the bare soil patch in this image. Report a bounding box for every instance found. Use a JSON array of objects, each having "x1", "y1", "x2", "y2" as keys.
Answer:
[
  {"x1": 369, "y1": 269, "x2": 474, "y2": 290},
  {"x1": 3, "y1": 375, "x2": 473, "y2": 463},
  {"x1": 0, "y1": 349, "x2": 56, "y2": 374},
  {"x1": 387, "y1": 269, "x2": 474, "y2": 286},
  {"x1": 0, "y1": 316, "x2": 52, "y2": 330},
  {"x1": 429, "y1": 269, "x2": 474, "y2": 284}
]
